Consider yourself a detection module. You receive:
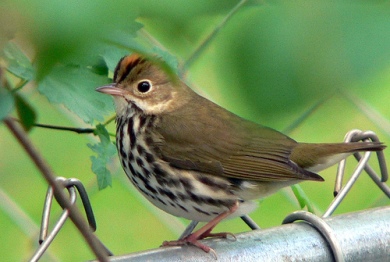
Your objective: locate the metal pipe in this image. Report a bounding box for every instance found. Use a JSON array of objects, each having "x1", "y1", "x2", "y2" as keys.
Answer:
[{"x1": 105, "y1": 206, "x2": 390, "y2": 262}]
